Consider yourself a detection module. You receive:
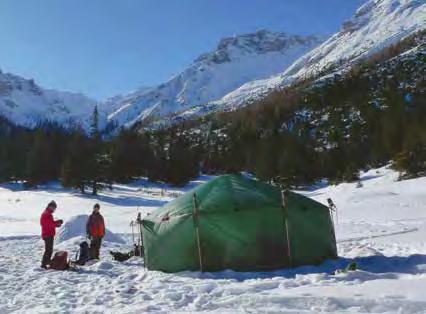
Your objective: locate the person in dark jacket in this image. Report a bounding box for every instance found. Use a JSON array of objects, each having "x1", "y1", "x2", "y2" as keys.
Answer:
[
  {"x1": 40, "y1": 201, "x2": 63, "y2": 269},
  {"x1": 86, "y1": 203, "x2": 105, "y2": 260}
]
